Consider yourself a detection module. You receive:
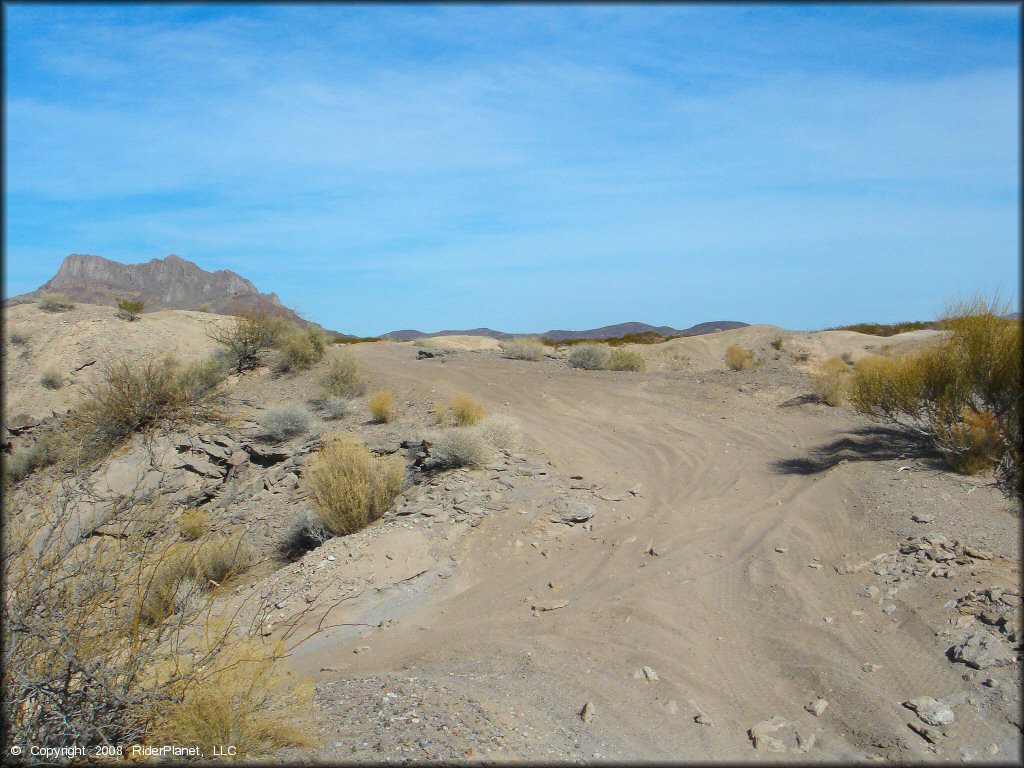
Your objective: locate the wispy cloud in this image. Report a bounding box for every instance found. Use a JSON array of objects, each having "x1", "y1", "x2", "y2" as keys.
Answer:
[{"x1": 4, "y1": 5, "x2": 1018, "y2": 334}]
